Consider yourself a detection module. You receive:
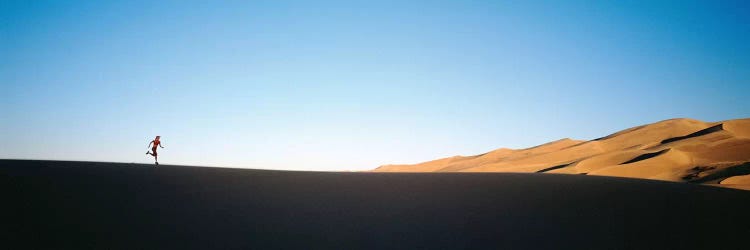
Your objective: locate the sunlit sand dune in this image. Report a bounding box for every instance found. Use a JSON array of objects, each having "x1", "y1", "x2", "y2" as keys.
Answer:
[{"x1": 374, "y1": 118, "x2": 750, "y2": 190}]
